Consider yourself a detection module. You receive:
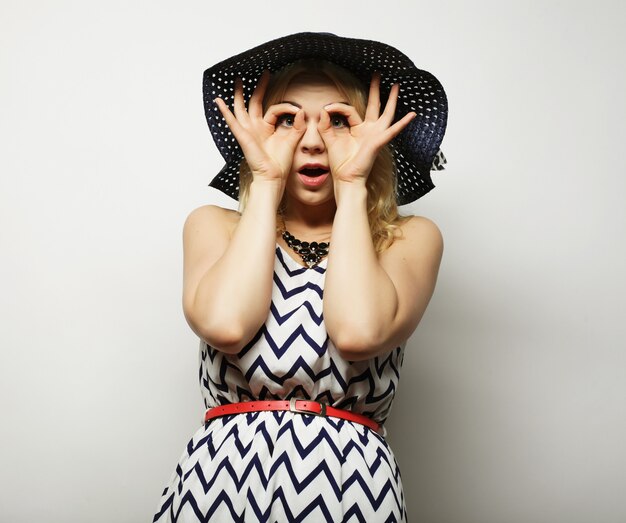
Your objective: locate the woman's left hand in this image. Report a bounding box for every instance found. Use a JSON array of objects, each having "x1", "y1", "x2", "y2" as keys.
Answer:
[{"x1": 318, "y1": 74, "x2": 416, "y2": 187}]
